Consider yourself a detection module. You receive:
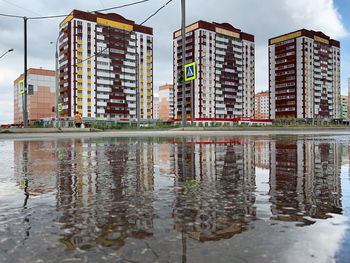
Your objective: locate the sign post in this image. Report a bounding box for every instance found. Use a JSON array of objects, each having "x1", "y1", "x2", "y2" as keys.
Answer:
[{"x1": 184, "y1": 62, "x2": 196, "y2": 125}]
